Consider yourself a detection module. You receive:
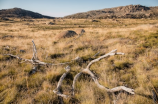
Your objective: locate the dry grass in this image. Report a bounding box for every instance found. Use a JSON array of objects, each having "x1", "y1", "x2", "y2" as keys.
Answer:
[{"x1": 0, "y1": 18, "x2": 158, "y2": 103}]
